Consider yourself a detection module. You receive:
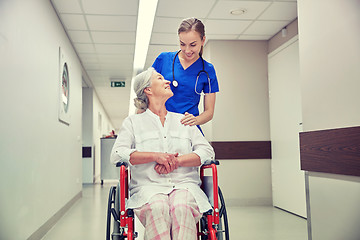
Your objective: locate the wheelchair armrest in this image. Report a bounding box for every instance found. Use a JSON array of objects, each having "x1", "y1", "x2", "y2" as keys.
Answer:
[
  {"x1": 203, "y1": 160, "x2": 219, "y2": 166},
  {"x1": 115, "y1": 161, "x2": 128, "y2": 167}
]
